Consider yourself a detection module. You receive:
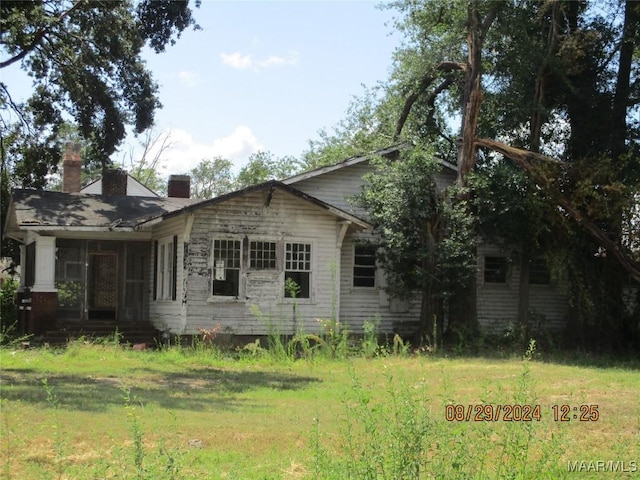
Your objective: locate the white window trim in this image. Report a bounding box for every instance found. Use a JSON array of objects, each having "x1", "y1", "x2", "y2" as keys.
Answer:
[
  {"x1": 352, "y1": 244, "x2": 377, "y2": 289},
  {"x1": 156, "y1": 236, "x2": 175, "y2": 301},
  {"x1": 283, "y1": 239, "x2": 315, "y2": 304},
  {"x1": 248, "y1": 239, "x2": 279, "y2": 271},
  {"x1": 208, "y1": 237, "x2": 243, "y2": 302}
]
